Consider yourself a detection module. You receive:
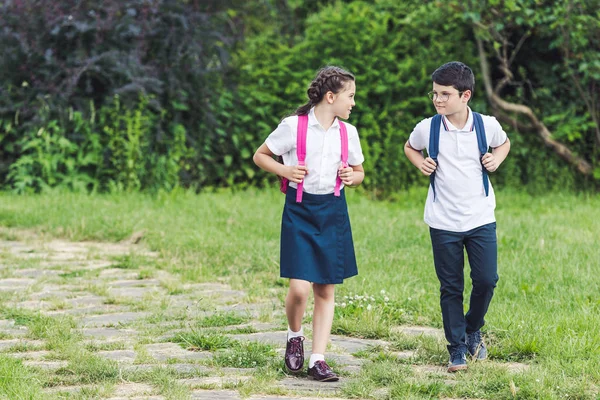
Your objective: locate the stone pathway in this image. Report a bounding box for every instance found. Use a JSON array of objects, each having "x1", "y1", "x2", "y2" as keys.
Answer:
[{"x1": 0, "y1": 228, "x2": 529, "y2": 399}]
